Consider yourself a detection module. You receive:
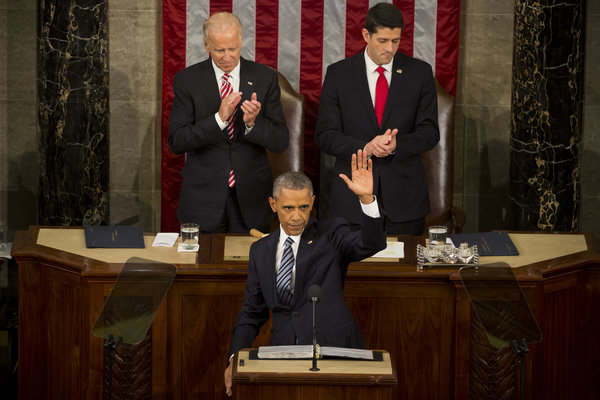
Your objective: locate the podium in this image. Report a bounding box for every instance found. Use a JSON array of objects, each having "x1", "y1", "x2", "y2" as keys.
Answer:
[{"x1": 232, "y1": 349, "x2": 397, "y2": 399}]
